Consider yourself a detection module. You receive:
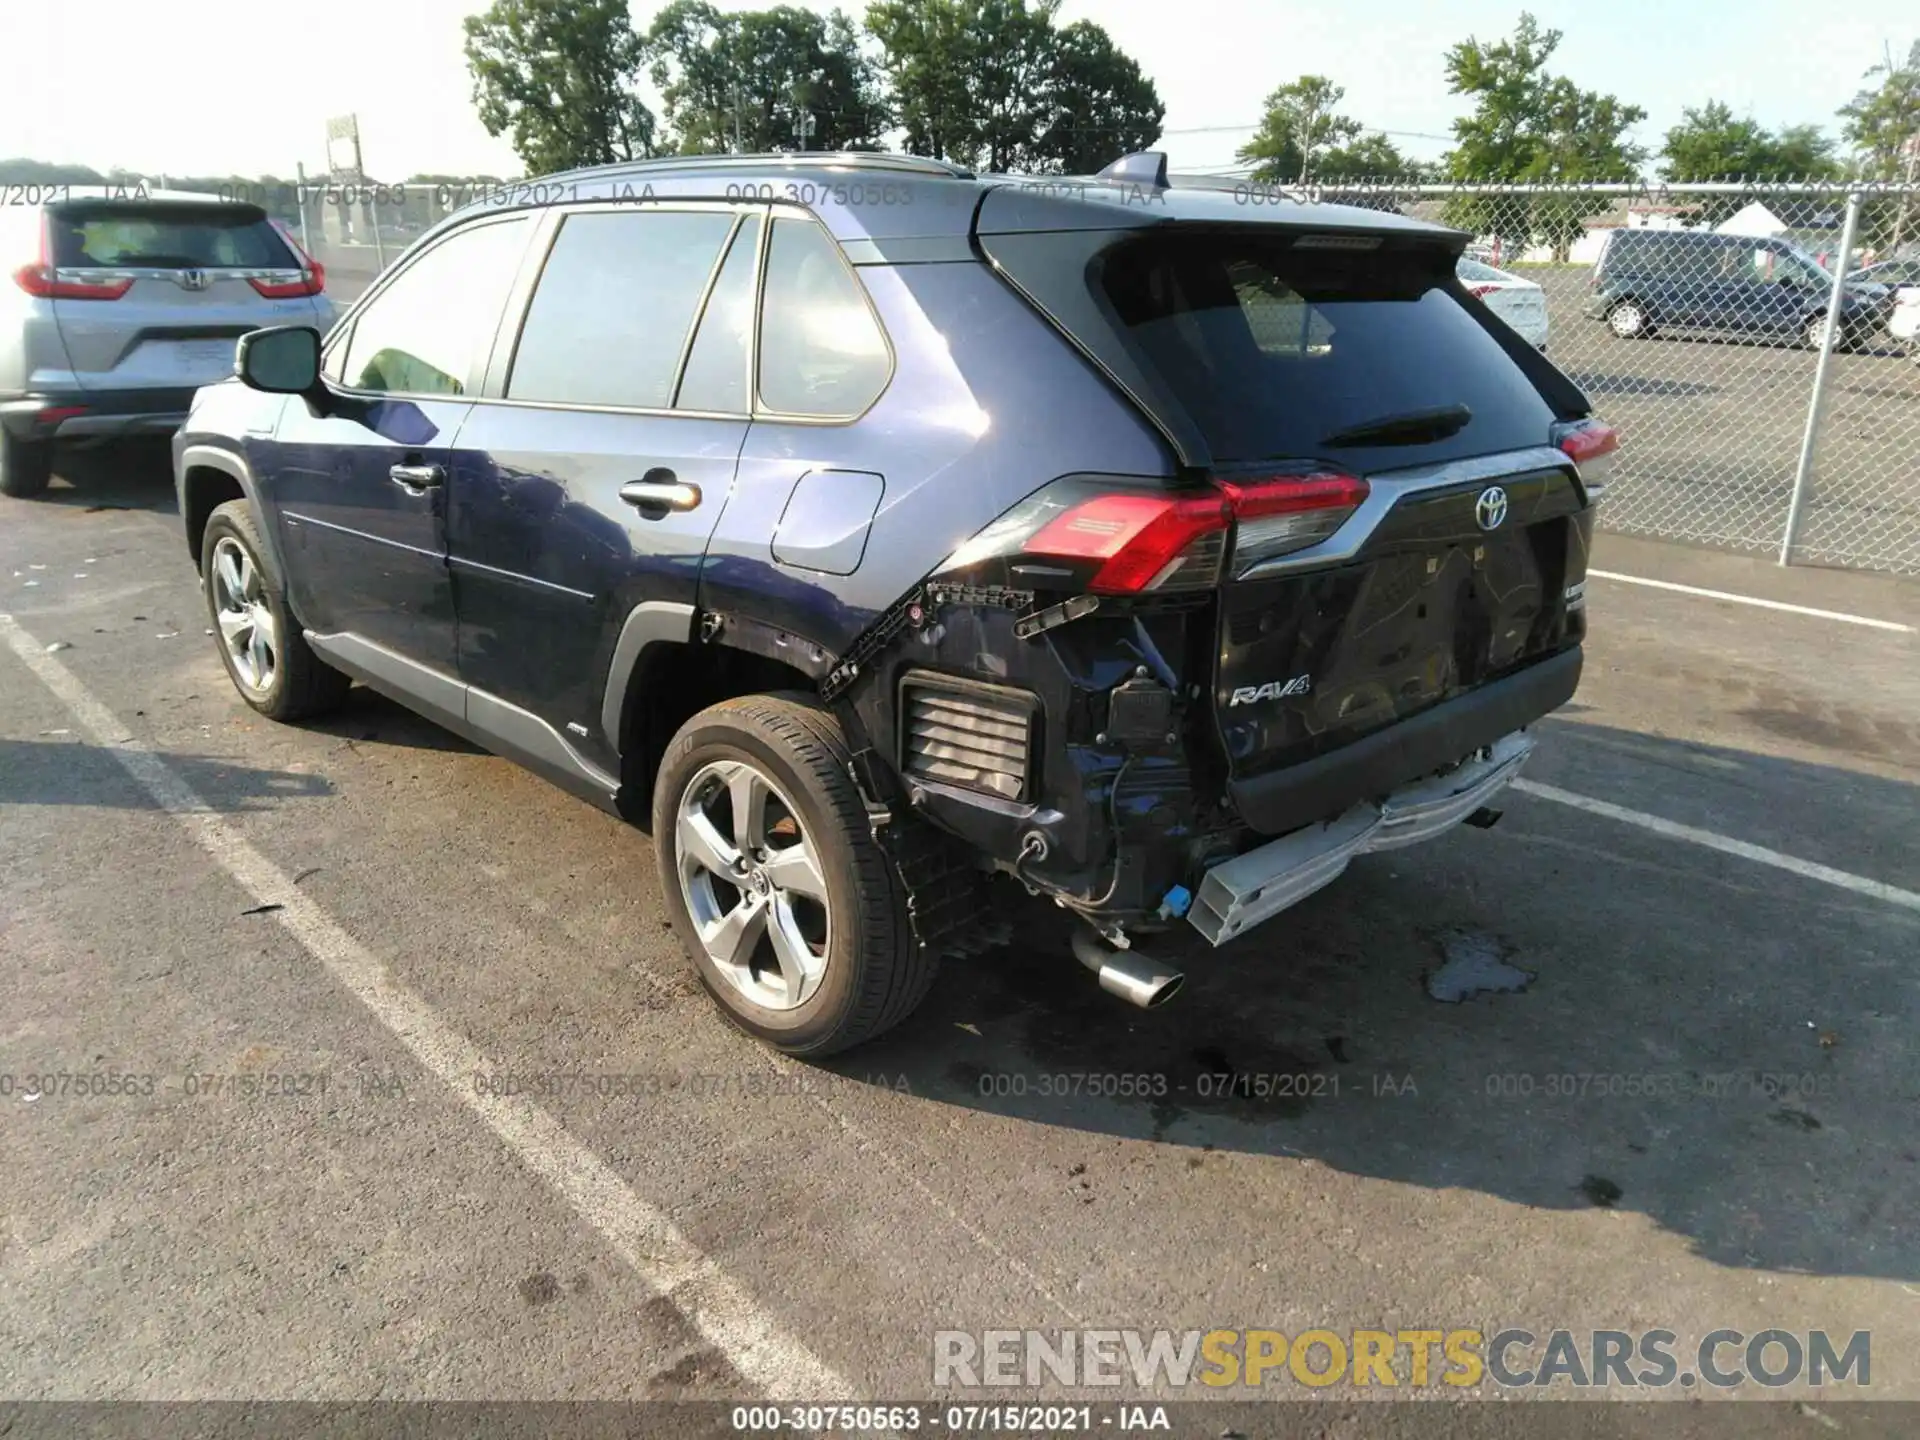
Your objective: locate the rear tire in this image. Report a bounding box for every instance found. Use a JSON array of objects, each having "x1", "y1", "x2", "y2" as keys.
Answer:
[
  {"x1": 653, "y1": 693, "x2": 934, "y2": 1056},
  {"x1": 0, "y1": 432, "x2": 53, "y2": 499},
  {"x1": 201, "y1": 499, "x2": 351, "y2": 722},
  {"x1": 1606, "y1": 299, "x2": 1650, "y2": 339}
]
